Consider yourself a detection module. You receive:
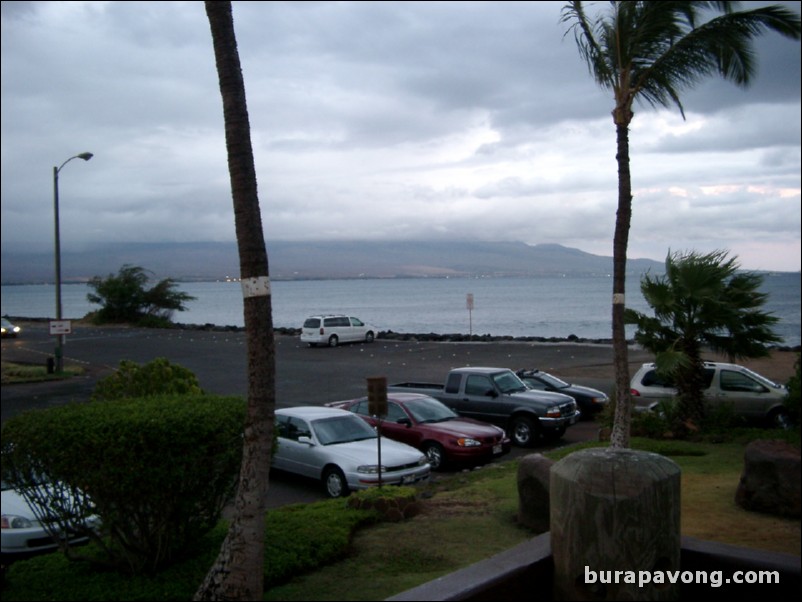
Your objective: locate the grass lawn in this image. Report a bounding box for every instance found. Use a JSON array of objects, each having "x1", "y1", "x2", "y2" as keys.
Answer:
[
  {"x1": 1, "y1": 361, "x2": 84, "y2": 384},
  {"x1": 2, "y1": 435, "x2": 799, "y2": 601},
  {"x1": 264, "y1": 436, "x2": 801, "y2": 601}
]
